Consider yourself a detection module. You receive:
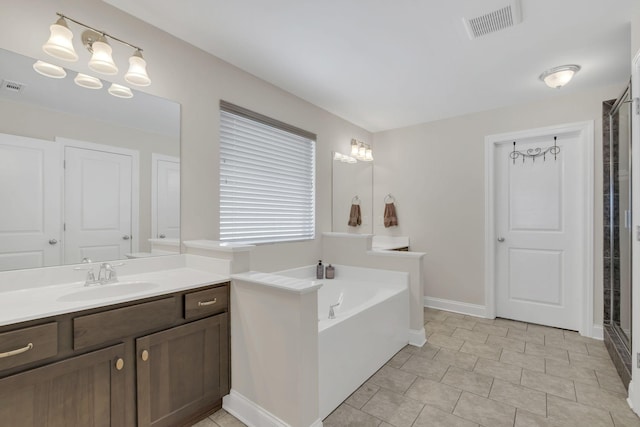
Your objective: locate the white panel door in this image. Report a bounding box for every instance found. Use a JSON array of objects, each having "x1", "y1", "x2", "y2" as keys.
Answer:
[
  {"x1": 151, "y1": 154, "x2": 180, "y2": 239},
  {"x1": 0, "y1": 133, "x2": 61, "y2": 270},
  {"x1": 495, "y1": 133, "x2": 581, "y2": 330},
  {"x1": 64, "y1": 146, "x2": 133, "y2": 264}
]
